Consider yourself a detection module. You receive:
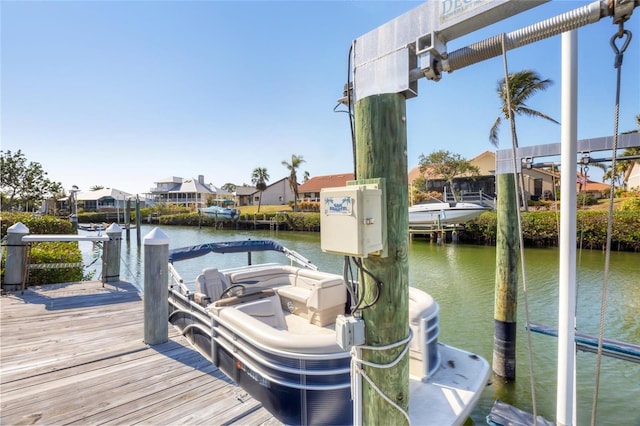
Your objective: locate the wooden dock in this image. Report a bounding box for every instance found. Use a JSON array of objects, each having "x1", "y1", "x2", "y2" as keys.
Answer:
[{"x1": 0, "y1": 281, "x2": 280, "y2": 425}]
